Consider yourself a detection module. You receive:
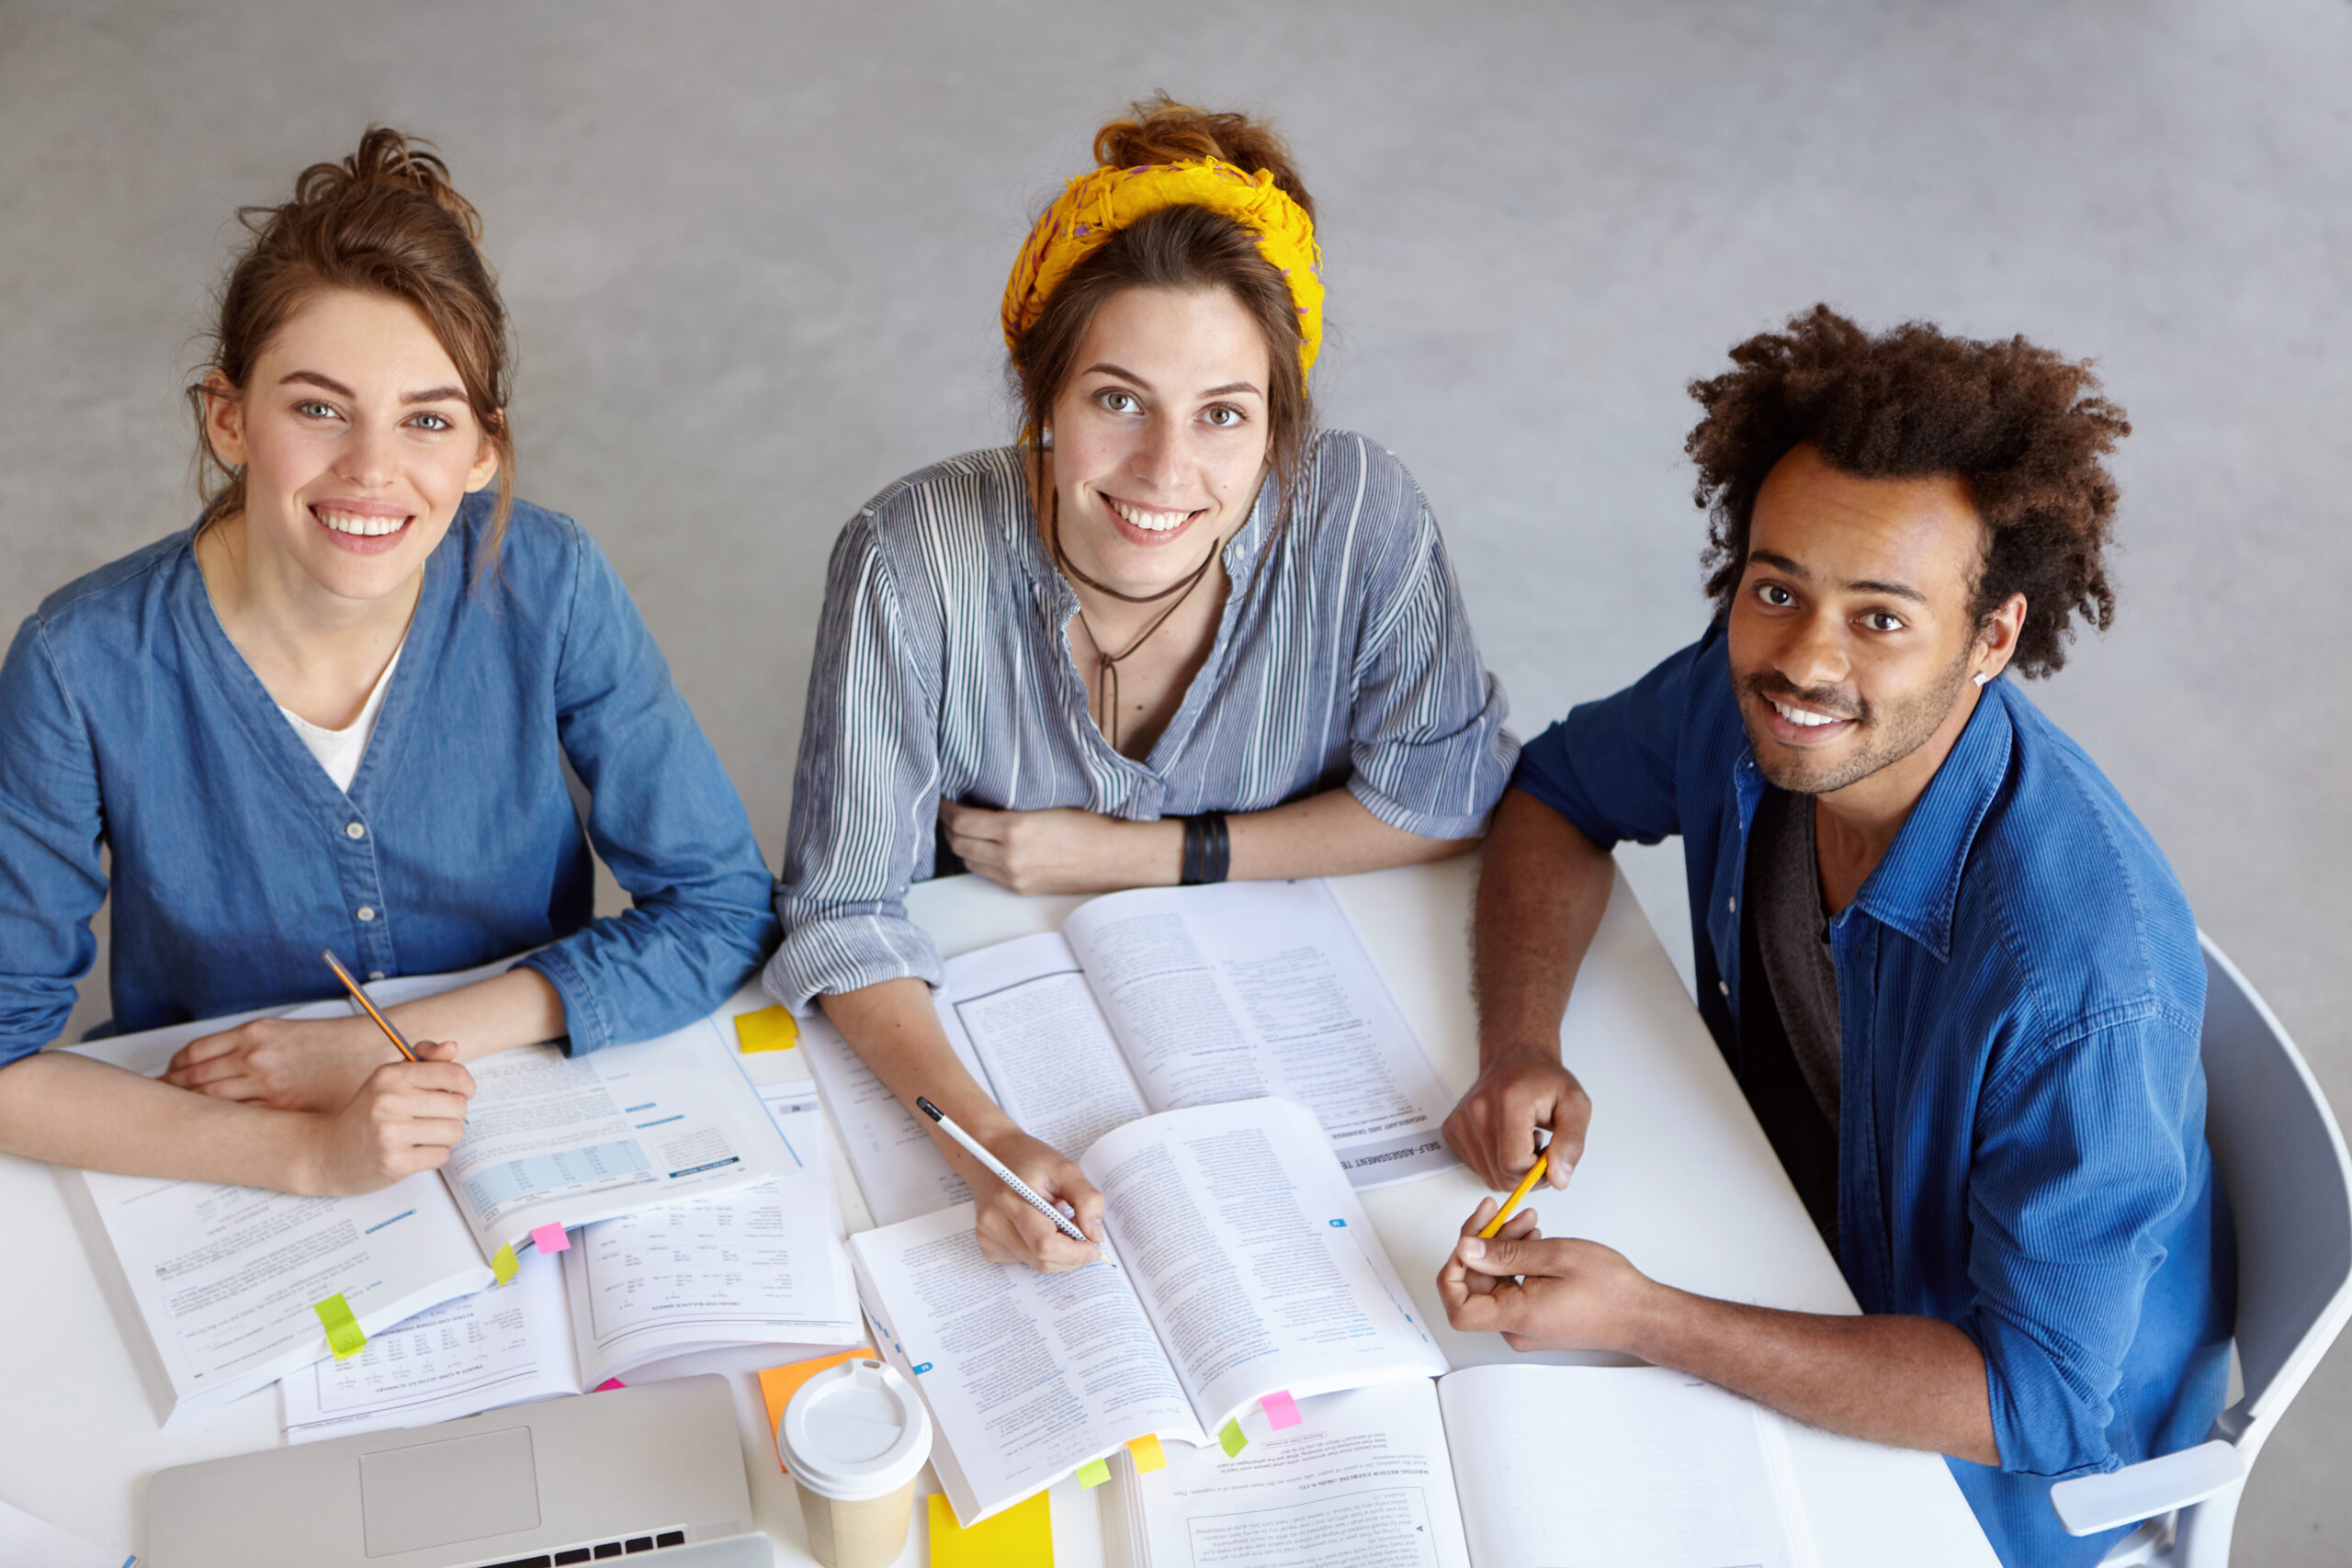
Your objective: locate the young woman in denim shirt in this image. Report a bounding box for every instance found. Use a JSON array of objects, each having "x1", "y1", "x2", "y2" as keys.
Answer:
[{"x1": 0, "y1": 130, "x2": 777, "y2": 1196}]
